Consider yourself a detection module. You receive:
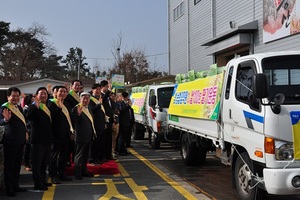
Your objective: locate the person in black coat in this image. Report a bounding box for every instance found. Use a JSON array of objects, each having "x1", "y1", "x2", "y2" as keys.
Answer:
[
  {"x1": 89, "y1": 83, "x2": 107, "y2": 163},
  {"x1": 64, "y1": 80, "x2": 82, "y2": 166},
  {"x1": 100, "y1": 80, "x2": 115, "y2": 160},
  {"x1": 26, "y1": 87, "x2": 53, "y2": 190},
  {"x1": 0, "y1": 87, "x2": 27, "y2": 197},
  {"x1": 118, "y1": 92, "x2": 132, "y2": 155},
  {"x1": 71, "y1": 92, "x2": 95, "y2": 180},
  {"x1": 47, "y1": 86, "x2": 73, "y2": 184}
]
